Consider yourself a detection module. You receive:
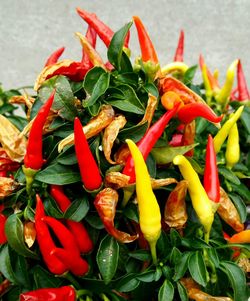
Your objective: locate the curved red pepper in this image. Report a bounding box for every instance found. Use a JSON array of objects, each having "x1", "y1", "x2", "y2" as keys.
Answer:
[
  {"x1": 74, "y1": 117, "x2": 102, "y2": 191},
  {"x1": 123, "y1": 103, "x2": 180, "y2": 183},
  {"x1": 76, "y1": 8, "x2": 113, "y2": 48},
  {"x1": 203, "y1": 135, "x2": 220, "y2": 203},
  {"x1": 81, "y1": 25, "x2": 97, "y2": 67},
  {"x1": 20, "y1": 286, "x2": 76, "y2": 301},
  {"x1": 35, "y1": 194, "x2": 67, "y2": 275},
  {"x1": 0, "y1": 213, "x2": 7, "y2": 244},
  {"x1": 237, "y1": 60, "x2": 250, "y2": 101},
  {"x1": 133, "y1": 16, "x2": 158, "y2": 64},
  {"x1": 50, "y1": 185, "x2": 93, "y2": 253},
  {"x1": 24, "y1": 90, "x2": 55, "y2": 170},
  {"x1": 174, "y1": 30, "x2": 184, "y2": 62},
  {"x1": 177, "y1": 103, "x2": 223, "y2": 124},
  {"x1": 42, "y1": 216, "x2": 89, "y2": 276},
  {"x1": 169, "y1": 133, "x2": 183, "y2": 147},
  {"x1": 45, "y1": 47, "x2": 65, "y2": 67}
]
